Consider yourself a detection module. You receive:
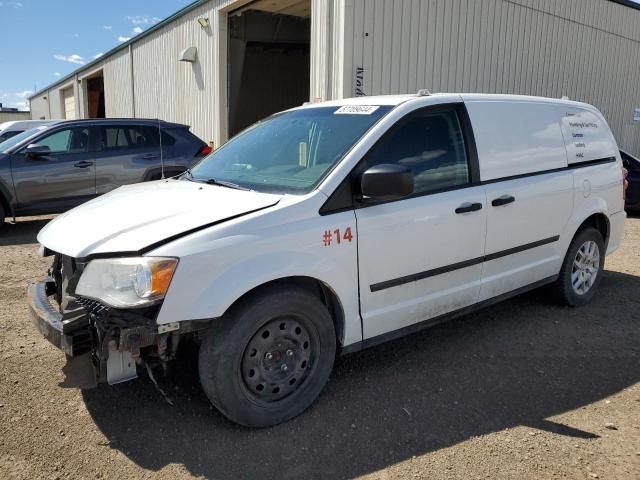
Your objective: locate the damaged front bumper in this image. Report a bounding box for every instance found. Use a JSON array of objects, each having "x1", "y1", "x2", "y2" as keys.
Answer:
[
  {"x1": 28, "y1": 279, "x2": 91, "y2": 357},
  {"x1": 28, "y1": 278, "x2": 163, "y2": 387}
]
